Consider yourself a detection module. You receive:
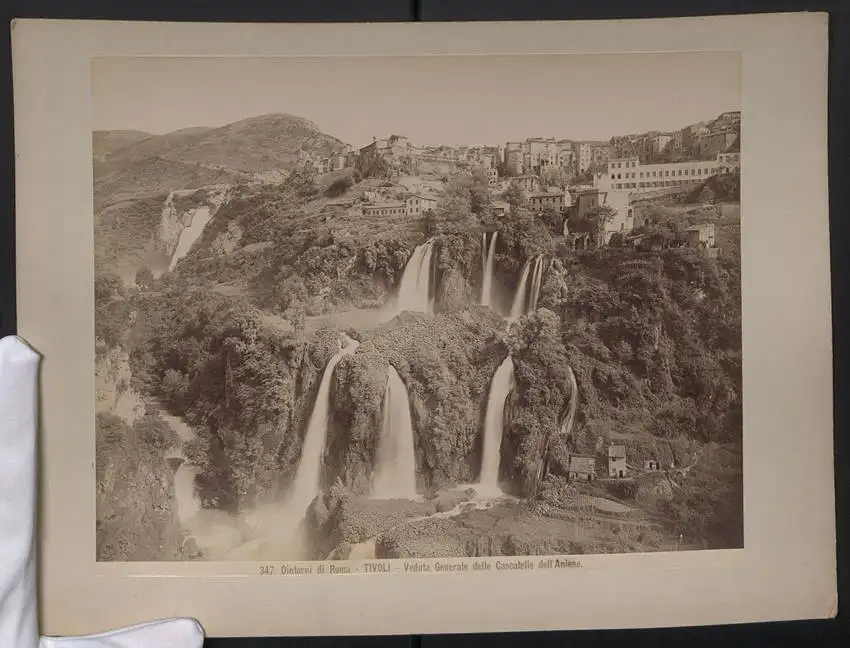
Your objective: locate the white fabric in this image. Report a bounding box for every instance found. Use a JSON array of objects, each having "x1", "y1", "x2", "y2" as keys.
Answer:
[
  {"x1": 38, "y1": 619, "x2": 205, "y2": 648},
  {"x1": 0, "y1": 335, "x2": 39, "y2": 648},
  {"x1": 0, "y1": 335, "x2": 205, "y2": 648}
]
